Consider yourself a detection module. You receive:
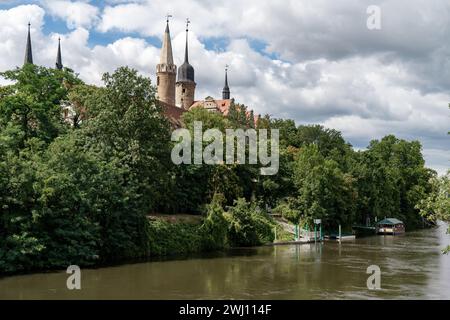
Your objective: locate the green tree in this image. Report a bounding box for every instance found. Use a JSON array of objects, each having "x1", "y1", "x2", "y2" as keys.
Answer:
[
  {"x1": 416, "y1": 173, "x2": 450, "y2": 253},
  {"x1": 362, "y1": 135, "x2": 434, "y2": 228},
  {"x1": 293, "y1": 144, "x2": 356, "y2": 230},
  {"x1": 175, "y1": 107, "x2": 258, "y2": 211},
  {"x1": 0, "y1": 66, "x2": 173, "y2": 272},
  {"x1": 66, "y1": 84, "x2": 103, "y2": 127},
  {"x1": 225, "y1": 198, "x2": 274, "y2": 247},
  {"x1": 269, "y1": 119, "x2": 298, "y2": 148},
  {"x1": 0, "y1": 64, "x2": 81, "y2": 146},
  {"x1": 82, "y1": 67, "x2": 173, "y2": 212},
  {"x1": 182, "y1": 107, "x2": 231, "y2": 132},
  {"x1": 200, "y1": 193, "x2": 228, "y2": 250}
]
